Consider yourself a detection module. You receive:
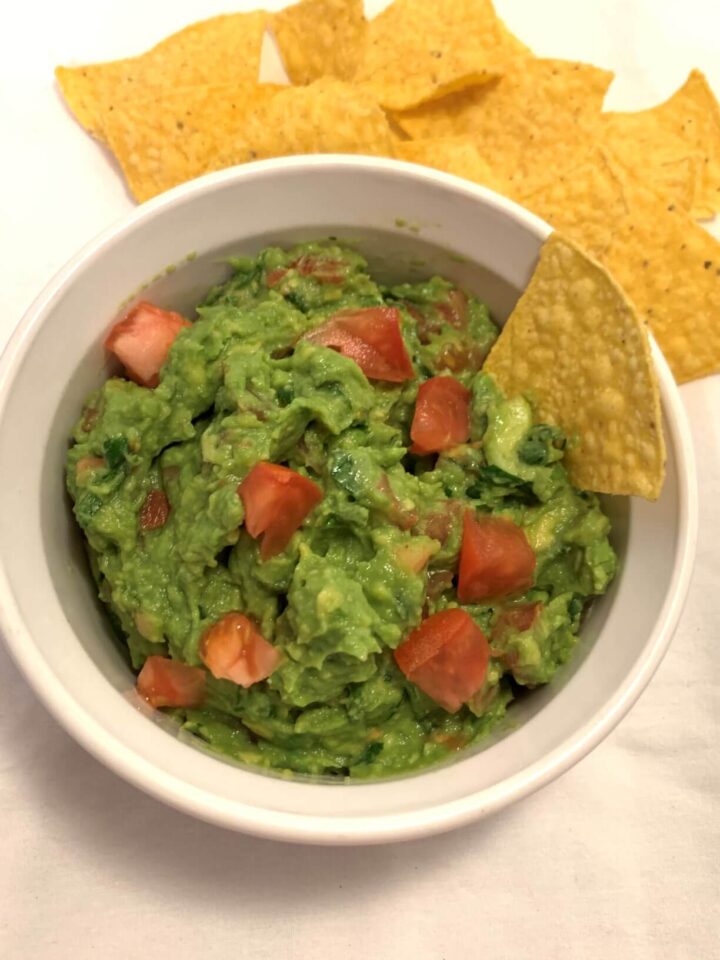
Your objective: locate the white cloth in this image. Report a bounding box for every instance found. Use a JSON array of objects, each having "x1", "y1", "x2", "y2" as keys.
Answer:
[{"x1": 1, "y1": 2, "x2": 718, "y2": 958}]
